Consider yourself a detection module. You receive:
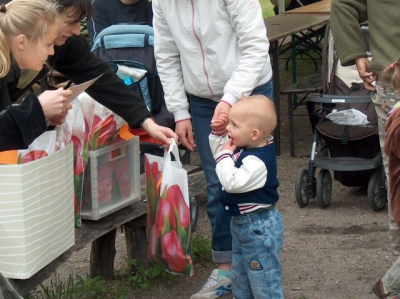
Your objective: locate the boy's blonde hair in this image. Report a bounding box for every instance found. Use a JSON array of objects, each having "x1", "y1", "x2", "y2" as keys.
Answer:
[
  {"x1": 382, "y1": 56, "x2": 400, "y2": 93},
  {"x1": 0, "y1": 0, "x2": 59, "y2": 77},
  {"x1": 236, "y1": 95, "x2": 277, "y2": 138}
]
